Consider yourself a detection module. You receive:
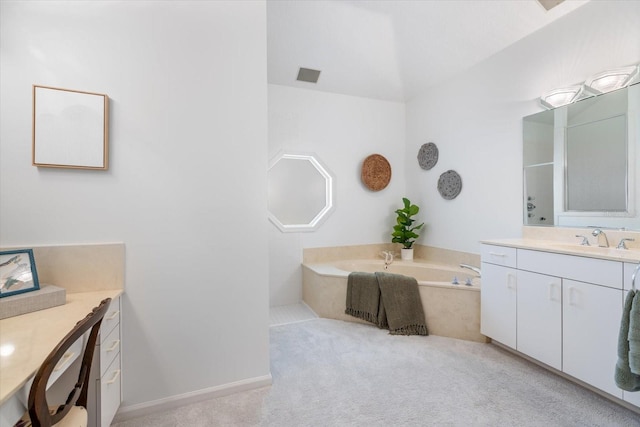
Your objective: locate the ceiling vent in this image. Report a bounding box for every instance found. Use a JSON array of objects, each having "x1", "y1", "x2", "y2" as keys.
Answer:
[
  {"x1": 297, "y1": 68, "x2": 321, "y2": 84},
  {"x1": 537, "y1": 0, "x2": 565, "y2": 11}
]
